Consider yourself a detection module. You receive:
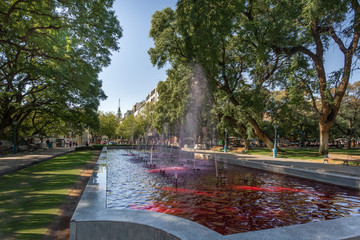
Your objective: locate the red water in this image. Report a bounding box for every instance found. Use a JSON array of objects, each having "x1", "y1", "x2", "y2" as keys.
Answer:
[{"x1": 107, "y1": 150, "x2": 360, "y2": 235}]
